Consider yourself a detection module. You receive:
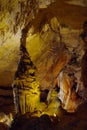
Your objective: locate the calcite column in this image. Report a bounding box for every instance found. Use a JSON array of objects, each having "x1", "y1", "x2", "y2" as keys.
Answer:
[{"x1": 12, "y1": 25, "x2": 40, "y2": 114}]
